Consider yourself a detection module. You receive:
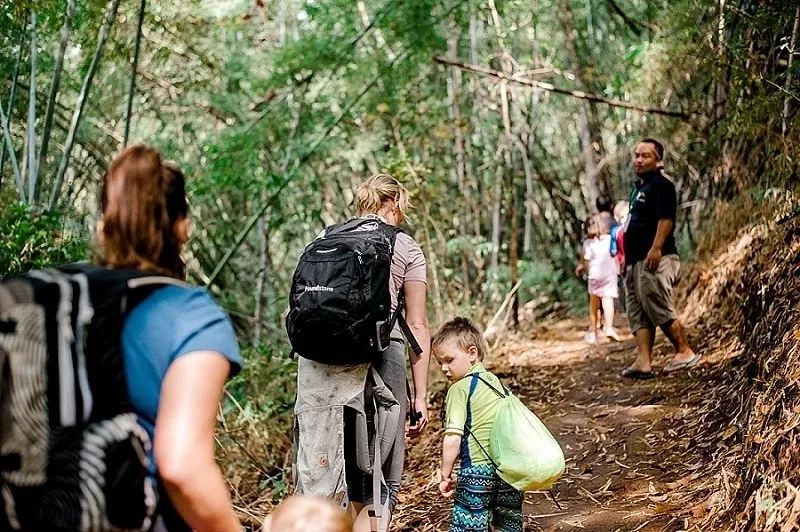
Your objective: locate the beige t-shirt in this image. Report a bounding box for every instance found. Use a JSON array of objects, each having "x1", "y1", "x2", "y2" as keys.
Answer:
[{"x1": 390, "y1": 231, "x2": 427, "y2": 310}]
